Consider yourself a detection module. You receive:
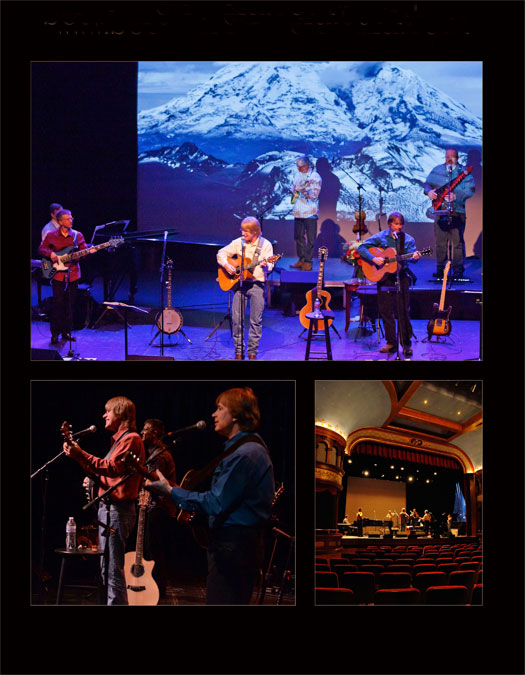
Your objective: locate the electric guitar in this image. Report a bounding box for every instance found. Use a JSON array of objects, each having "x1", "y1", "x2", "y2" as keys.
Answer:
[
  {"x1": 123, "y1": 490, "x2": 159, "y2": 605},
  {"x1": 41, "y1": 237, "x2": 124, "y2": 279},
  {"x1": 427, "y1": 260, "x2": 452, "y2": 338},
  {"x1": 360, "y1": 247, "x2": 432, "y2": 282},
  {"x1": 217, "y1": 253, "x2": 282, "y2": 292},
  {"x1": 155, "y1": 259, "x2": 183, "y2": 334},
  {"x1": 299, "y1": 247, "x2": 333, "y2": 330}
]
